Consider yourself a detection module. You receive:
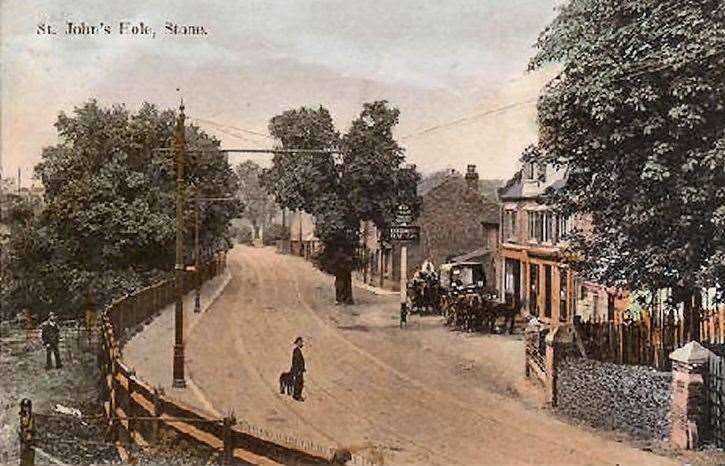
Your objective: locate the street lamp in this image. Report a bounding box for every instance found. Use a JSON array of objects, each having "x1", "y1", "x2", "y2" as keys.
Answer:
[
  {"x1": 193, "y1": 183, "x2": 201, "y2": 314},
  {"x1": 172, "y1": 99, "x2": 187, "y2": 389},
  {"x1": 154, "y1": 119, "x2": 346, "y2": 388}
]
